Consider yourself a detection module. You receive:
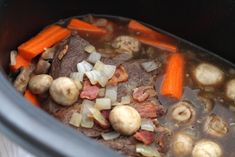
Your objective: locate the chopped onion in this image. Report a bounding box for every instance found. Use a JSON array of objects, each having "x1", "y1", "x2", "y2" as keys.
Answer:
[
  {"x1": 121, "y1": 95, "x2": 131, "y2": 105},
  {"x1": 105, "y1": 86, "x2": 117, "y2": 103},
  {"x1": 10, "y1": 50, "x2": 17, "y2": 65},
  {"x1": 94, "y1": 61, "x2": 116, "y2": 79},
  {"x1": 70, "y1": 72, "x2": 84, "y2": 82},
  {"x1": 73, "y1": 80, "x2": 83, "y2": 91},
  {"x1": 101, "y1": 132, "x2": 120, "y2": 140},
  {"x1": 141, "y1": 61, "x2": 159, "y2": 72},
  {"x1": 113, "y1": 53, "x2": 132, "y2": 61},
  {"x1": 98, "y1": 88, "x2": 106, "y2": 97},
  {"x1": 112, "y1": 101, "x2": 123, "y2": 106},
  {"x1": 77, "y1": 60, "x2": 93, "y2": 73},
  {"x1": 88, "y1": 107, "x2": 109, "y2": 127},
  {"x1": 141, "y1": 119, "x2": 155, "y2": 132},
  {"x1": 85, "y1": 70, "x2": 101, "y2": 85},
  {"x1": 69, "y1": 112, "x2": 82, "y2": 127},
  {"x1": 87, "y1": 52, "x2": 101, "y2": 64},
  {"x1": 95, "y1": 98, "x2": 111, "y2": 110},
  {"x1": 136, "y1": 144, "x2": 161, "y2": 157},
  {"x1": 84, "y1": 45, "x2": 96, "y2": 53},
  {"x1": 80, "y1": 100, "x2": 95, "y2": 128}
]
